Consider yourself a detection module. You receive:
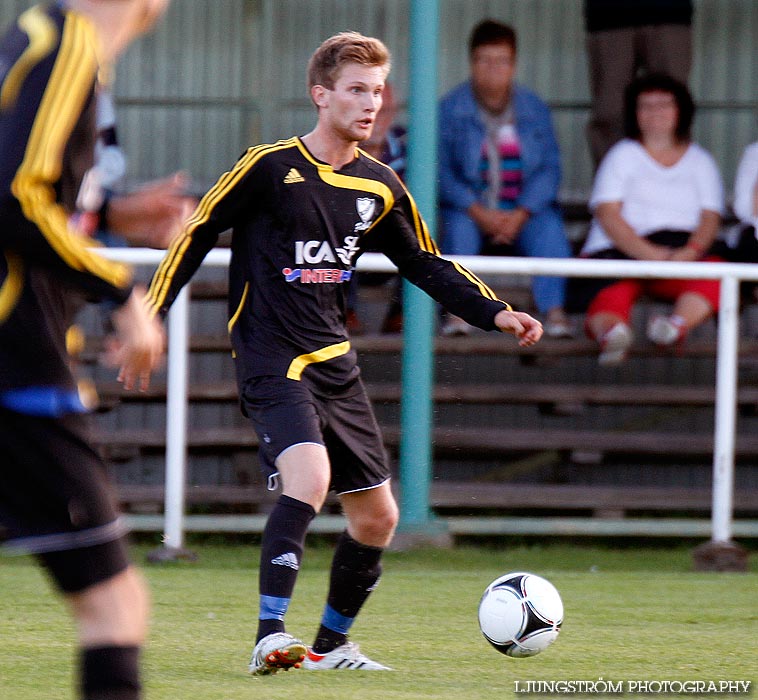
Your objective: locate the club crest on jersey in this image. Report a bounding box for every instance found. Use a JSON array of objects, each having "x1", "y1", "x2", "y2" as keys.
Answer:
[{"x1": 354, "y1": 197, "x2": 376, "y2": 232}]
